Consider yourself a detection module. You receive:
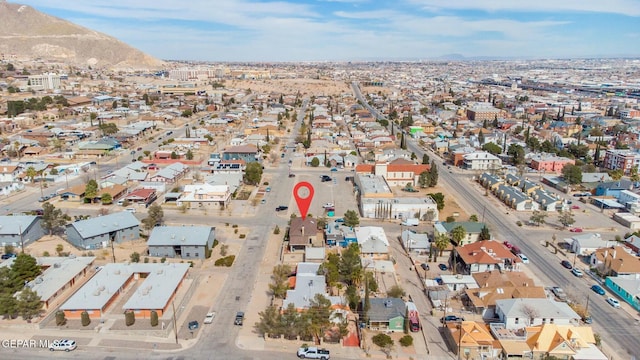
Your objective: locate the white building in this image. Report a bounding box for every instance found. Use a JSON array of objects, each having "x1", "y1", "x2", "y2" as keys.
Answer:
[
  {"x1": 27, "y1": 73, "x2": 62, "y2": 91},
  {"x1": 462, "y1": 152, "x2": 502, "y2": 170}
]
